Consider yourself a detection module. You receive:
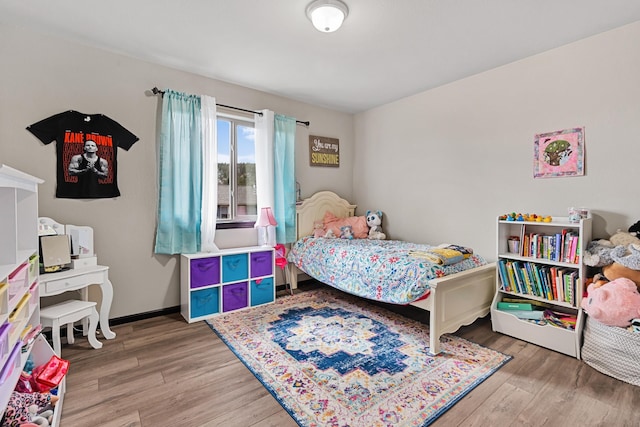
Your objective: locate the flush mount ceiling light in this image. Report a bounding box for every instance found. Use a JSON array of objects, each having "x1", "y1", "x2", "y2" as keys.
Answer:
[{"x1": 306, "y1": 0, "x2": 349, "y2": 33}]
